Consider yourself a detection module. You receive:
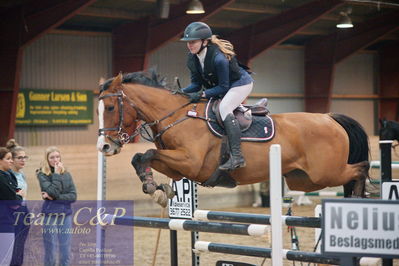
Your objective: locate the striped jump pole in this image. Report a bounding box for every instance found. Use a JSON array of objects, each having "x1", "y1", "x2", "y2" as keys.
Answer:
[
  {"x1": 103, "y1": 215, "x2": 269, "y2": 236},
  {"x1": 370, "y1": 160, "x2": 399, "y2": 169},
  {"x1": 286, "y1": 191, "x2": 344, "y2": 197},
  {"x1": 194, "y1": 241, "x2": 340, "y2": 265},
  {"x1": 194, "y1": 210, "x2": 321, "y2": 228}
]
